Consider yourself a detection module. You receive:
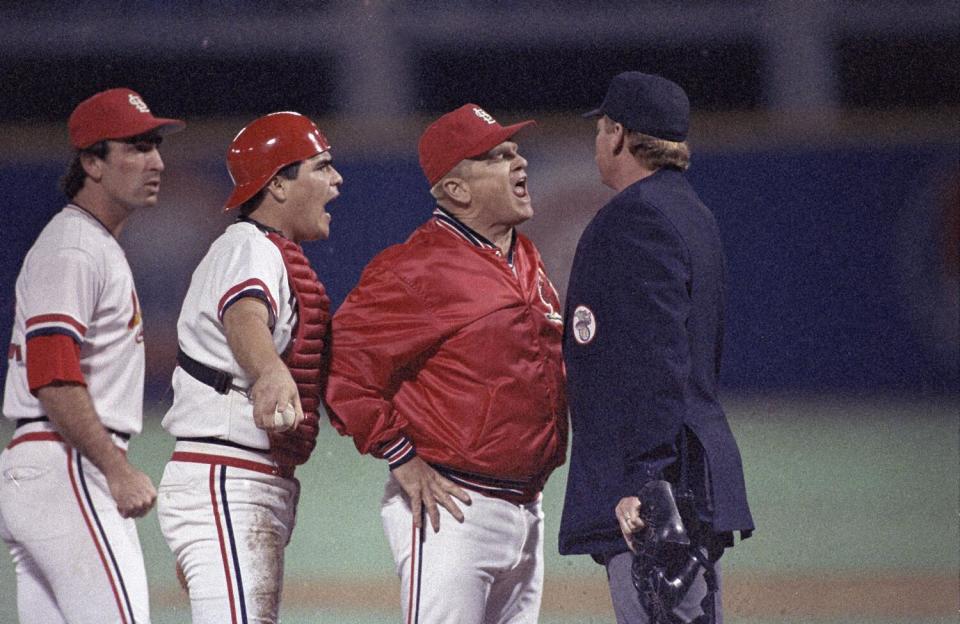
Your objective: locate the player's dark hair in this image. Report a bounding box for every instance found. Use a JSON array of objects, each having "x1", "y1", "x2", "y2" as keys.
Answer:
[
  {"x1": 59, "y1": 141, "x2": 110, "y2": 199},
  {"x1": 238, "y1": 161, "x2": 303, "y2": 217}
]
